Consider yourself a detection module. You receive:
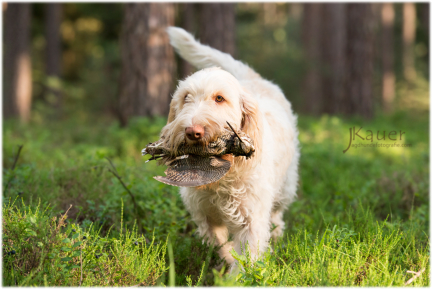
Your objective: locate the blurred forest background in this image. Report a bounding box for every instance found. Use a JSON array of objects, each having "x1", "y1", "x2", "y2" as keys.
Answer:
[{"x1": 2, "y1": 2, "x2": 430, "y2": 124}]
